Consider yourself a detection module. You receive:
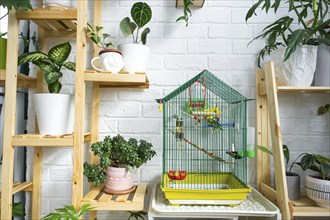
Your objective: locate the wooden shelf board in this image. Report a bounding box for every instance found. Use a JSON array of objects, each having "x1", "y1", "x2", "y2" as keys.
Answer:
[
  {"x1": 176, "y1": 0, "x2": 205, "y2": 7},
  {"x1": 12, "y1": 132, "x2": 91, "y2": 147},
  {"x1": 0, "y1": 70, "x2": 36, "y2": 88},
  {"x1": 277, "y1": 86, "x2": 330, "y2": 93},
  {"x1": 84, "y1": 70, "x2": 149, "y2": 88},
  {"x1": 16, "y1": 8, "x2": 77, "y2": 32},
  {"x1": 290, "y1": 196, "x2": 330, "y2": 216},
  {"x1": 82, "y1": 183, "x2": 147, "y2": 211}
]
